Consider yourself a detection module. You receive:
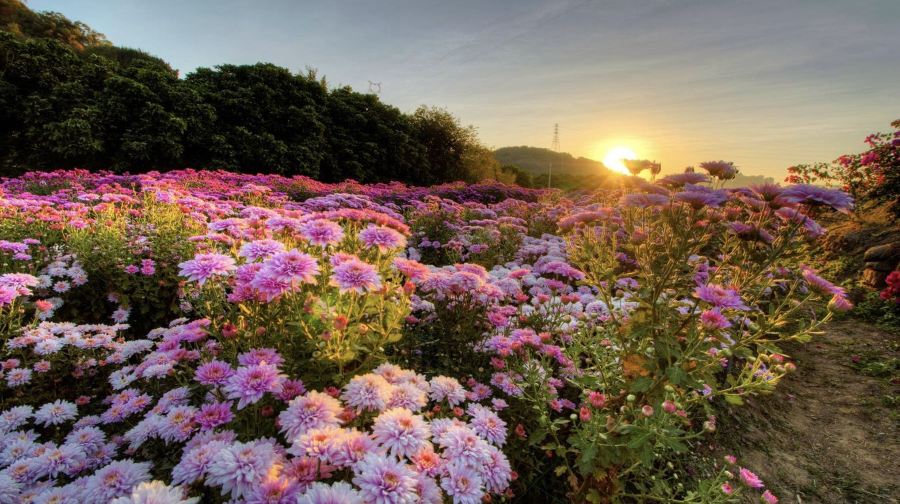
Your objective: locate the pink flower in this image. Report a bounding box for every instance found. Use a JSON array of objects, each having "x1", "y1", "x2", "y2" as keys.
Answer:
[
  {"x1": 762, "y1": 489, "x2": 779, "y2": 503},
  {"x1": 739, "y1": 467, "x2": 764, "y2": 488},
  {"x1": 330, "y1": 256, "x2": 382, "y2": 294}
]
